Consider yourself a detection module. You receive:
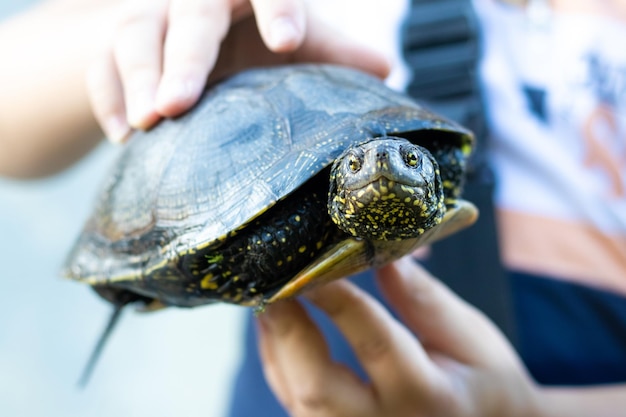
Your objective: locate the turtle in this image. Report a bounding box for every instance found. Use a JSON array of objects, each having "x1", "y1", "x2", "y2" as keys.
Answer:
[{"x1": 64, "y1": 64, "x2": 477, "y2": 382}]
